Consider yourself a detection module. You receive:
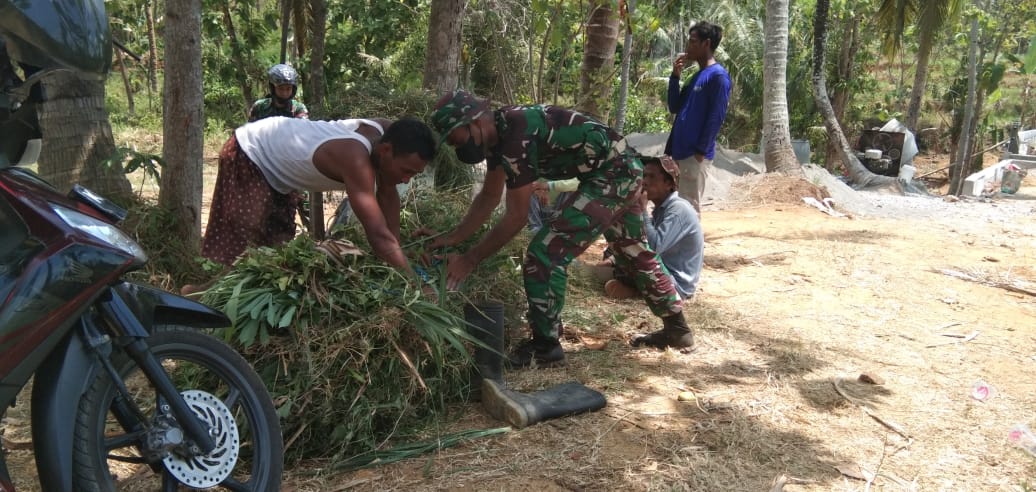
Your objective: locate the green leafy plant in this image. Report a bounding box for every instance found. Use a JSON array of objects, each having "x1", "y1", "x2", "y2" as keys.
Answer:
[{"x1": 104, "y1": 146, "x2": 163, "y2": 194}]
